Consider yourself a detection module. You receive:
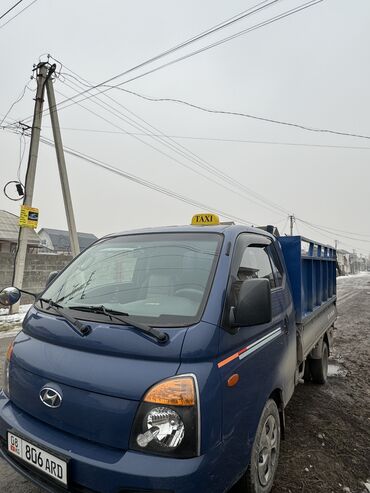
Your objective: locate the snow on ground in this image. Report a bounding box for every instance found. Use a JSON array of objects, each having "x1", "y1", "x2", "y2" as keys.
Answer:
[
  {"x1": 337, "y1": 272, "x2": 369, "y2": 282},
  {"x1": 0, "y1": 305, "x2": 31, "y2": 334},
  {"x1": 328, "y1": 362, "x2": 348, "y2": 378}
]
